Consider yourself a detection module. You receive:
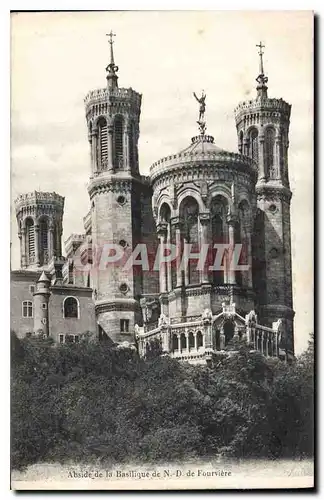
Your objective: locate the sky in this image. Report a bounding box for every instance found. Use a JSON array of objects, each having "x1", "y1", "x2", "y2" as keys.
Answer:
[{"x1": 10, "y1": 11, "x2": 313, "y2": 354}]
